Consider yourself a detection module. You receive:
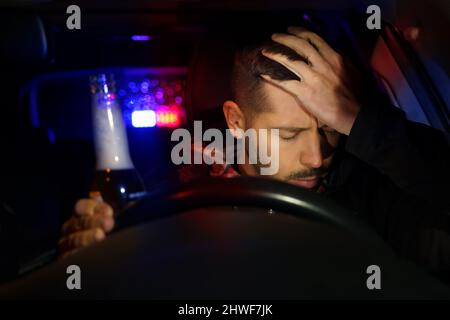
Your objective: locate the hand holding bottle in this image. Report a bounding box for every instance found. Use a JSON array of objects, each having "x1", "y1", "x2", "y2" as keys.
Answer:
[{"x1": 58, "y1": 199, "x2": 115, "y2": 258}]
